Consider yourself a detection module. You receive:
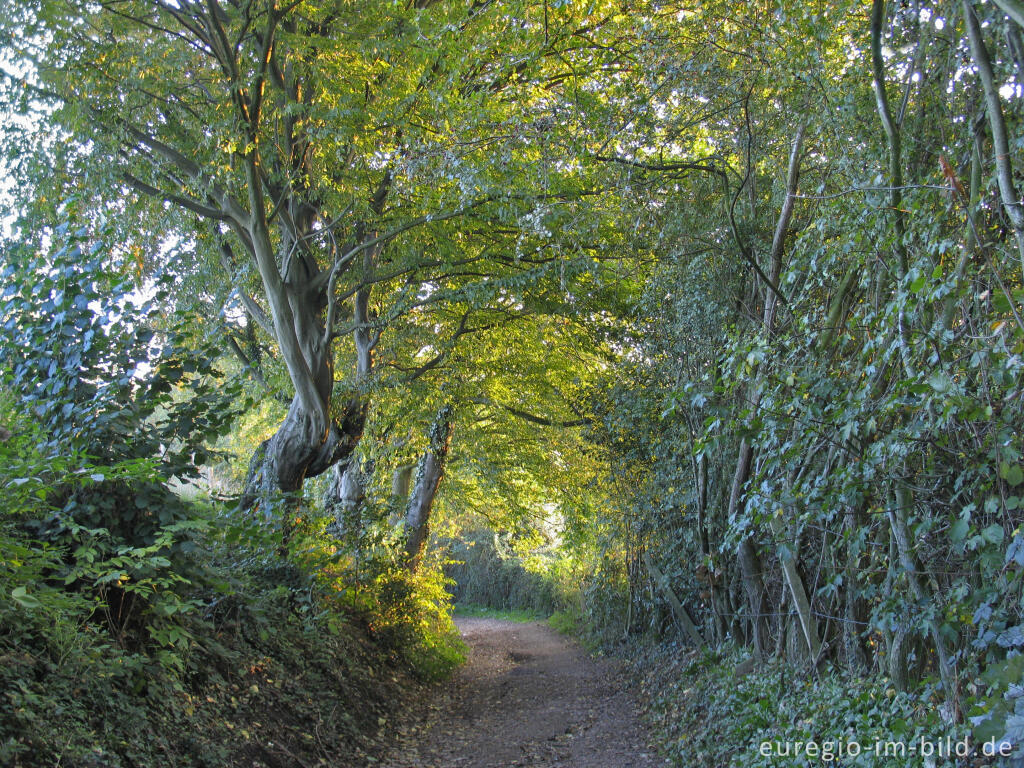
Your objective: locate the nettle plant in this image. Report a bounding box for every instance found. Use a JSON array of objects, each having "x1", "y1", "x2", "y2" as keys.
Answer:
[{"x1": 0, "y1": 222, "x2": 243, "y2": 662}]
